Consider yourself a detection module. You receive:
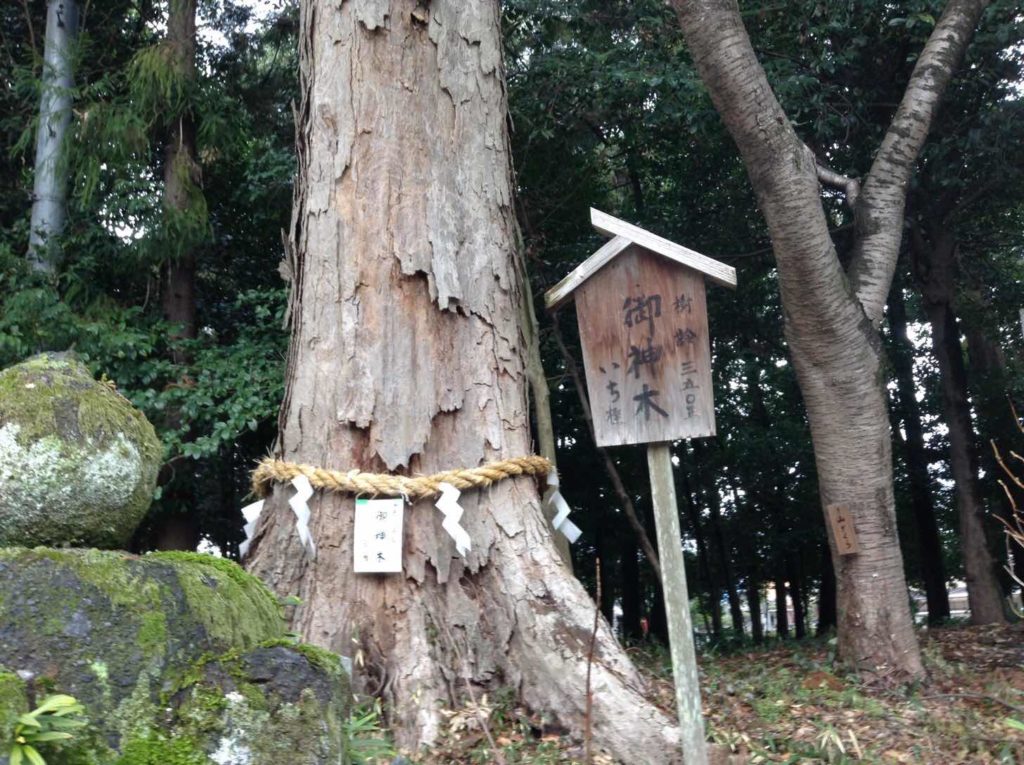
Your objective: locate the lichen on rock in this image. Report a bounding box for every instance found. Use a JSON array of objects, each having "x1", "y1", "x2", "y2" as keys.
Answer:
[
  {"x1": 0, "y1": 549, "x2": 348, "y2": 764},
  {"x1": 0, "y1": 353, "x2": 163, "y2": 549}
]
